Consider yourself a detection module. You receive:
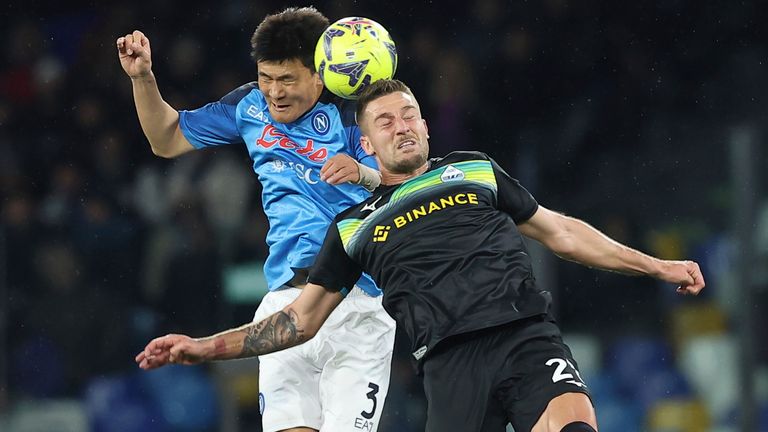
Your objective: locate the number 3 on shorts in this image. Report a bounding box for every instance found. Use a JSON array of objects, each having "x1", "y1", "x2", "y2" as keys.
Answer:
[
  {"x1": 545, "y1": 358, "x2": 586, "y2": 388},
  {"x1": 360, "y1": 382, "x2": 379, "y2": 419}
]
